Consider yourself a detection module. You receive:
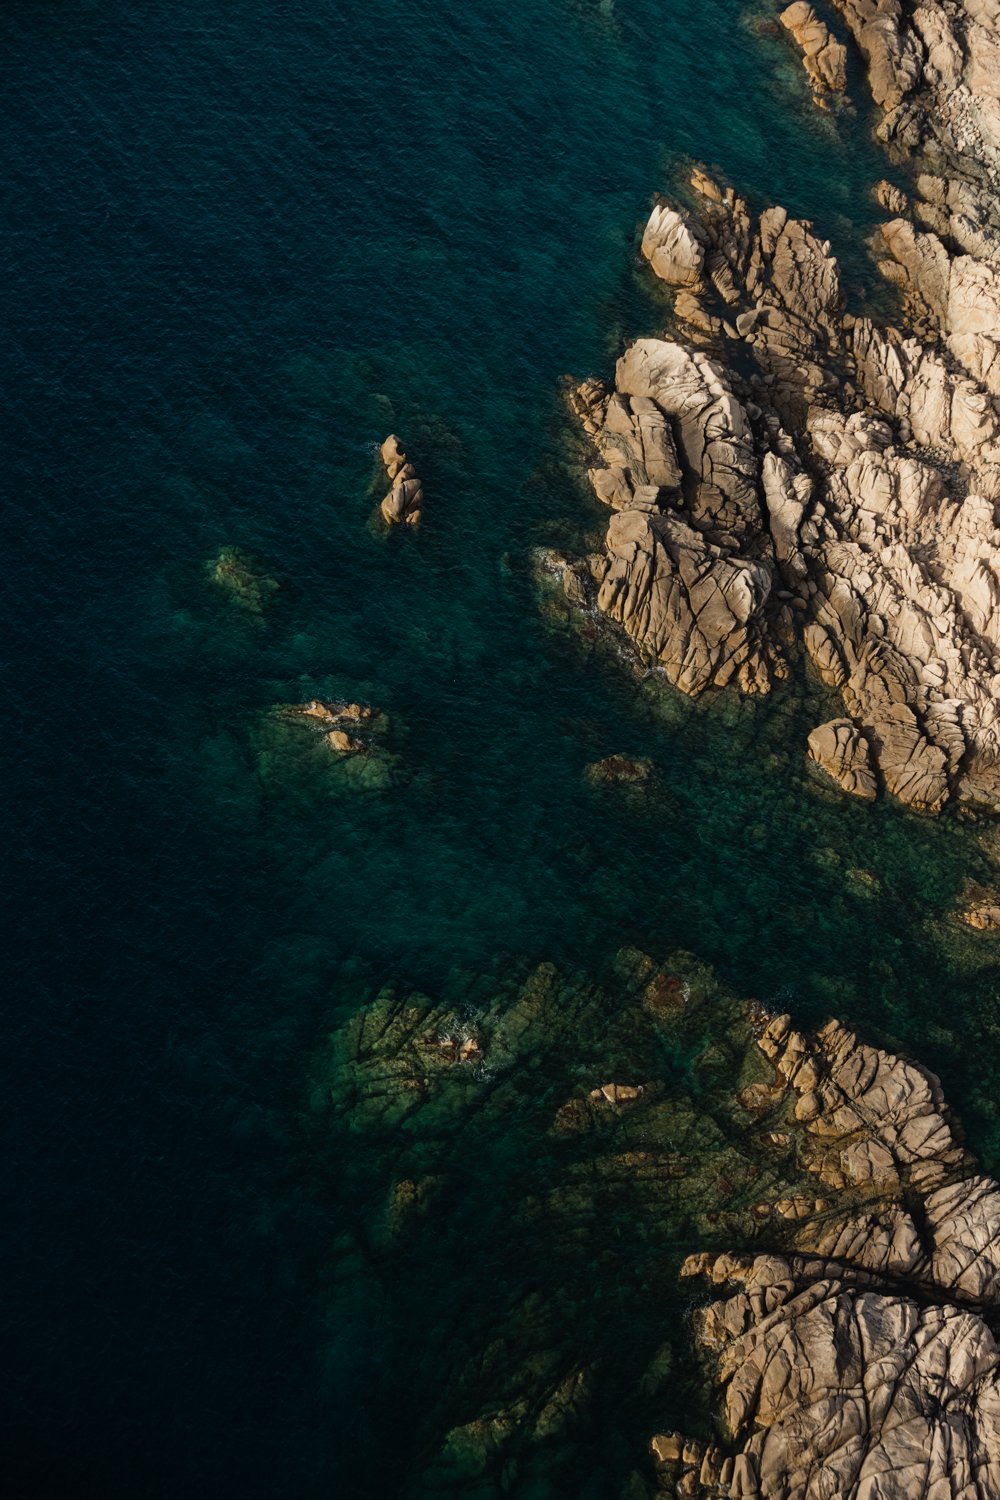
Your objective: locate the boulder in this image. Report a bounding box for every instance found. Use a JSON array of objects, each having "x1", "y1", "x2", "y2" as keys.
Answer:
[
  {"x1": 379, "y1": 435, "x2": 423, "y2": 525},
  {"x1": 780, "y1": 3, "x2": 848, "y2": 94},
  {"x1": 807, "y1": 718, "x2": 877, "y2": 799}
]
